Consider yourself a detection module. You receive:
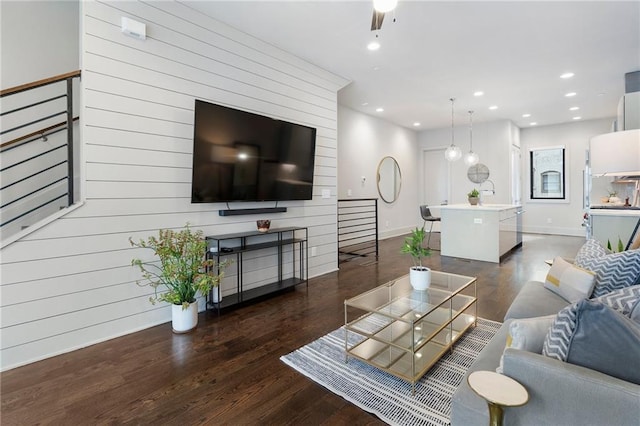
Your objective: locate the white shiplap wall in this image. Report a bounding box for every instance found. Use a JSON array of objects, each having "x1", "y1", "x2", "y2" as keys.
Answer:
[{"x1": 0, "y1": 0, "x2": 348, "y2": 371}]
